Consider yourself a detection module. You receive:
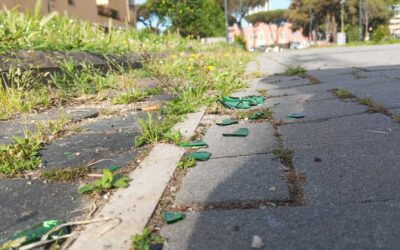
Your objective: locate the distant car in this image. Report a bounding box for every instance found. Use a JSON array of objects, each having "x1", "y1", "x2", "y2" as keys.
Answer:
[{"x1": 255, "y1": 45, "x2": 266, "y2": 52}]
